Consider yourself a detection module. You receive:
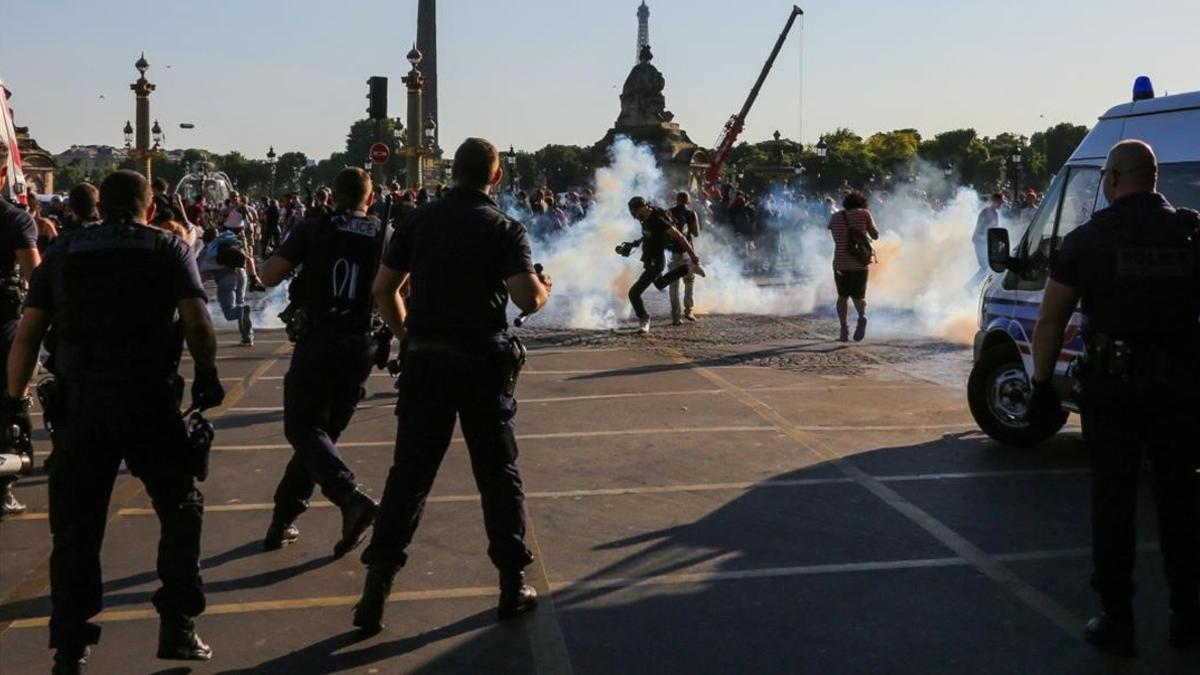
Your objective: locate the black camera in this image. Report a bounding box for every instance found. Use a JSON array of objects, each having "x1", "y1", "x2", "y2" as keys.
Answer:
[{"x1": 616, "y1": 240, "x2": 641, "y2": 258}]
